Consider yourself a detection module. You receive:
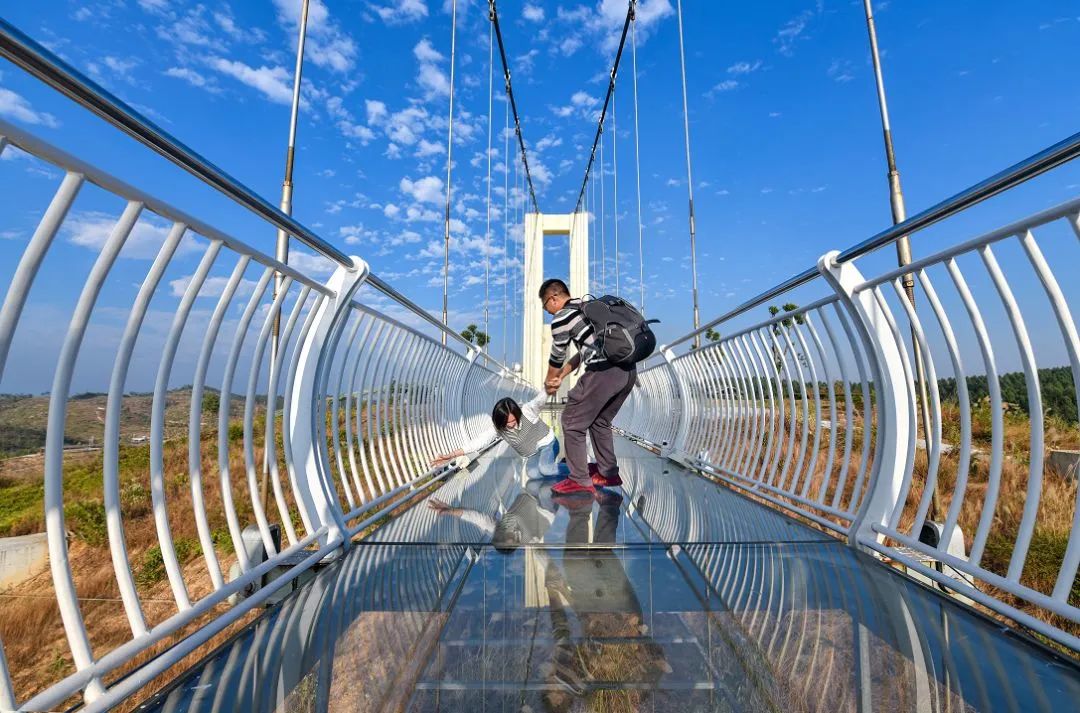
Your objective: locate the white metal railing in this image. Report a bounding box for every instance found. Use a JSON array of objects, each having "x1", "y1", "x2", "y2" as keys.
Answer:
[
  {"x1": 619, "y1": 188, "x2": 1080, "y2": 650},
  {"x1": 0, "y1": 112, "x2": 529, "y2": 713}
]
